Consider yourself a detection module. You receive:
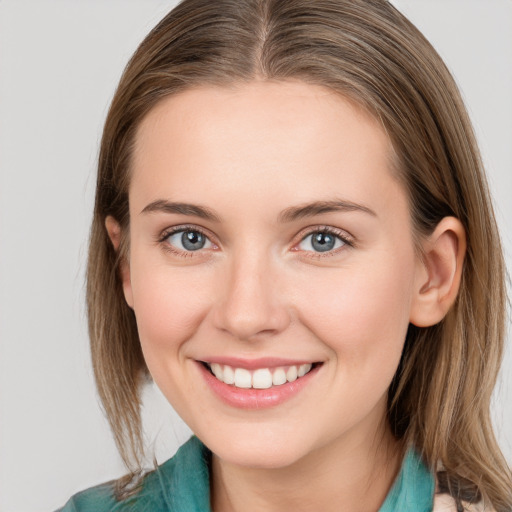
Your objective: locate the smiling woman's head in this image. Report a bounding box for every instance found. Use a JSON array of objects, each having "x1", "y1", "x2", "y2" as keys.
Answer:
[{"x1": 87, "y1": 0, "x2": 510, "y2": 509}]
